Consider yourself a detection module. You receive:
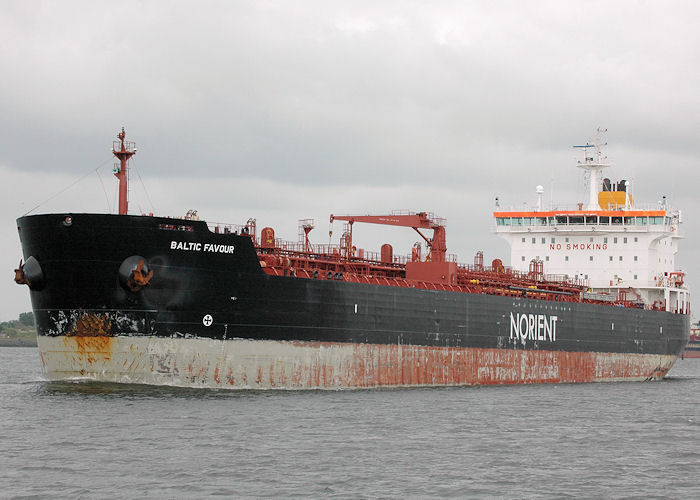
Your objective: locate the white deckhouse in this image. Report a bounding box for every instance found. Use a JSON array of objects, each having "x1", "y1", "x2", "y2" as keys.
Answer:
[{"x1": 494, "y1": 129, "x2": 689, "y2": 314}]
